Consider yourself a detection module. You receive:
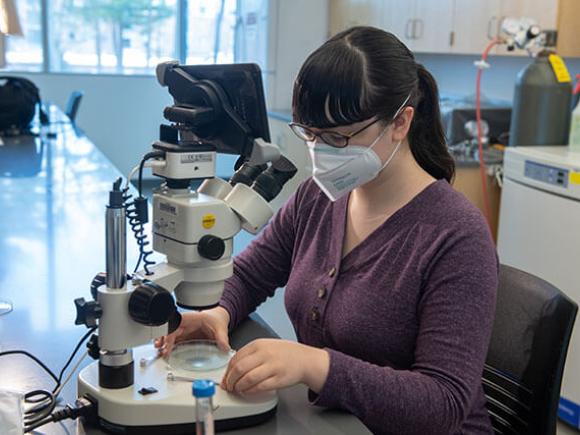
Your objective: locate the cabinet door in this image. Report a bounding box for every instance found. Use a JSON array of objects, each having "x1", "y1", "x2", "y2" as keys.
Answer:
[
  {"x1": 329, "y1": 0, "x2": 385, "y2": 35},
  {"x1": 451, "y1": 0, "x2": 502, "y2": 54},
  {"x1": 496, "y1": 0, "x2": 559, "y2": 55},
  {"x1": 413, "y1": 0, "x2": 455, "y2": 53},
  {"x1": 382, "y1": 0, "x2": 417, "y2": 49}
]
